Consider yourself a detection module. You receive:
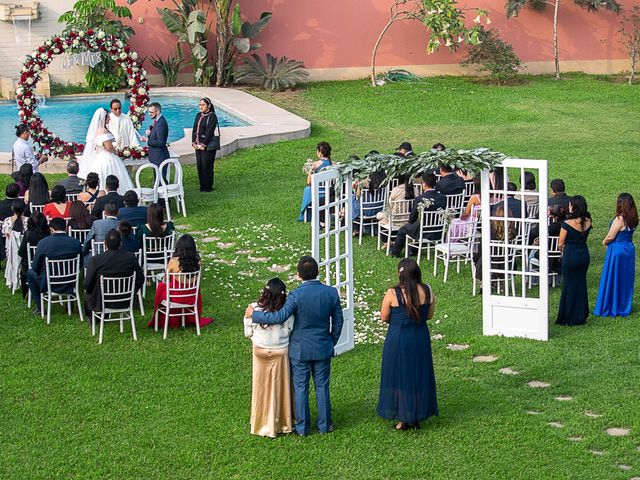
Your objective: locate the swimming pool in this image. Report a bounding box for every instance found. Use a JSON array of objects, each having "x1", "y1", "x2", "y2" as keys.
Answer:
[{"x1": 0, "y1": 94, "x2": 249, "y2": 152}]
